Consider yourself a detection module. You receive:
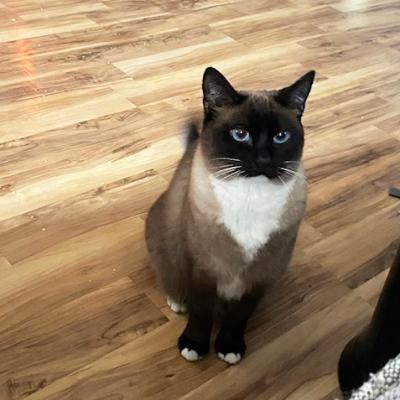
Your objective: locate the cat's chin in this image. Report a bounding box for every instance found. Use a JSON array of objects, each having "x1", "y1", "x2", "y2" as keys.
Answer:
[{"x1": 242, "y1": 172, "x2": 297, "y2": 185}]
